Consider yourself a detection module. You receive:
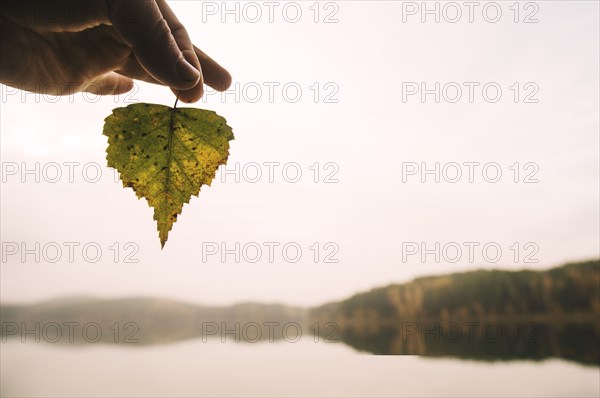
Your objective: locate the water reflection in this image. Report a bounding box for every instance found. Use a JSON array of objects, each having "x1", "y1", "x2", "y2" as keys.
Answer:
[{"x1": 332, "y1": 320, "x2": 600, "y2": 365}]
